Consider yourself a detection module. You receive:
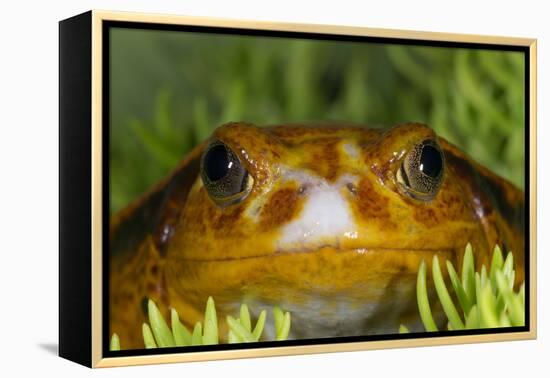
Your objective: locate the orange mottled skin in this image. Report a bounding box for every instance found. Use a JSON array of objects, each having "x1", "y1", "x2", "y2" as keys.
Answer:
[{"x1": 110, "y1": 122, "x2": 524, "y2": 349}]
